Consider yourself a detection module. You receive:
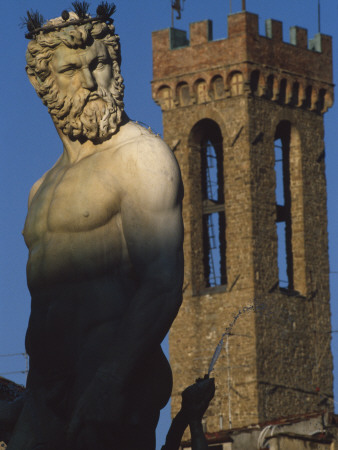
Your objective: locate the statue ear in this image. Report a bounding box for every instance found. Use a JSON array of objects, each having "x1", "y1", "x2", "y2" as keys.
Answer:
[{"x1": 26, "y1": 66, "x2": 42, "y2": 93}]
